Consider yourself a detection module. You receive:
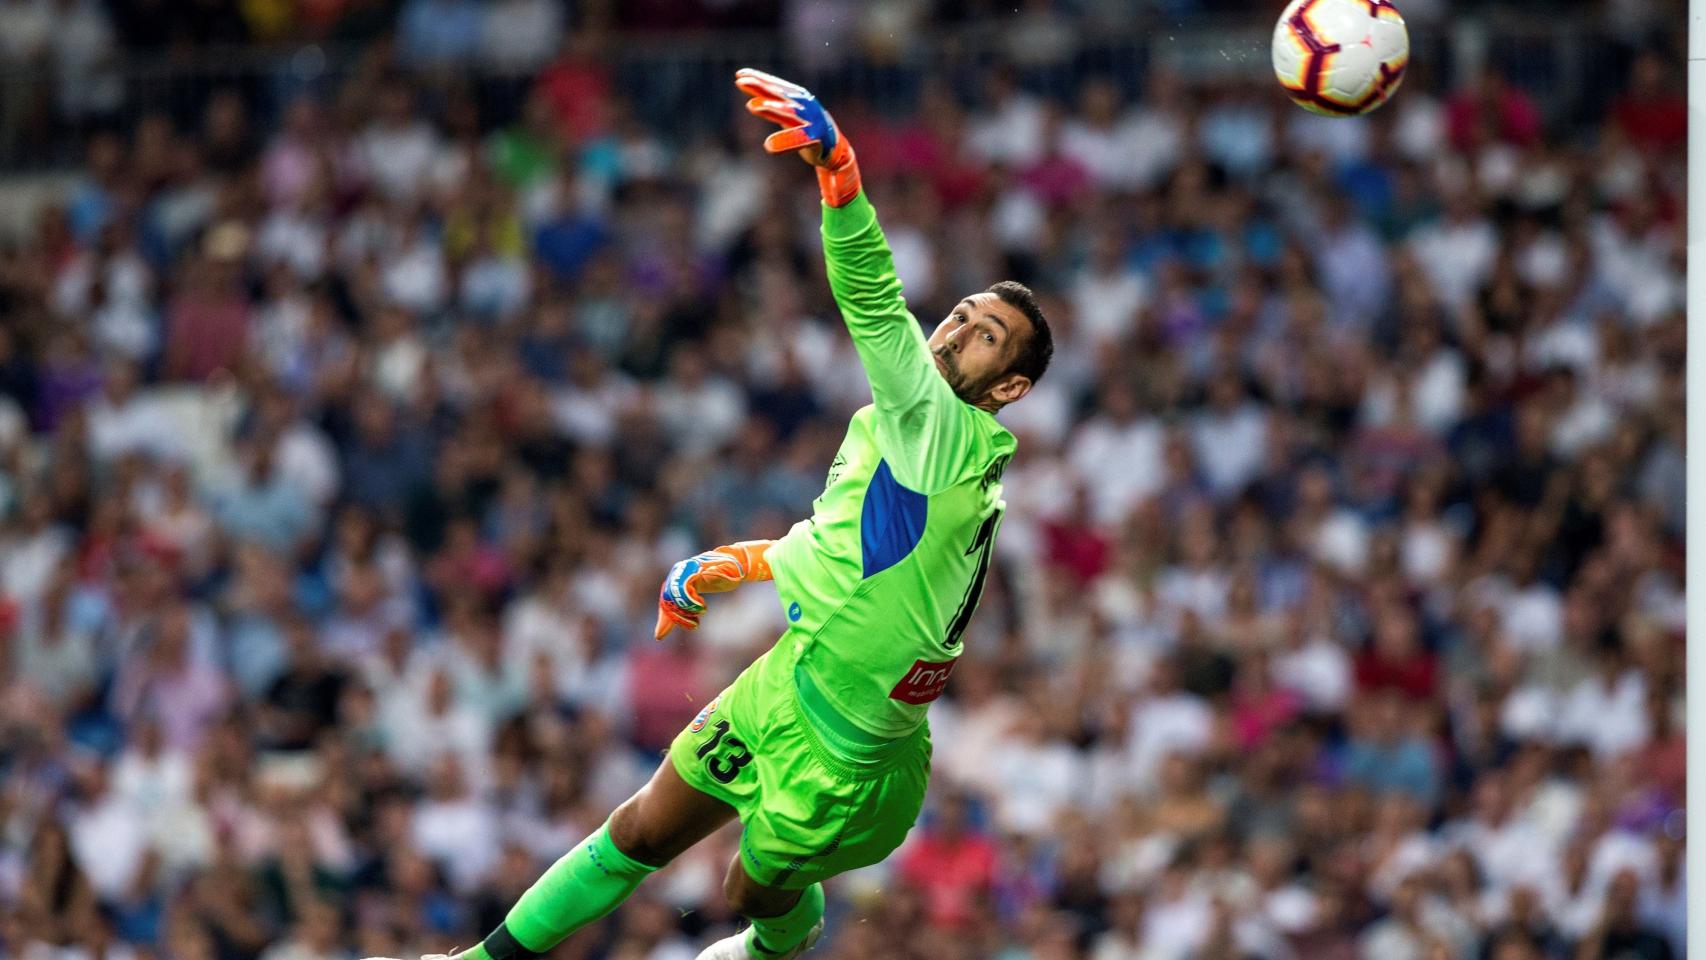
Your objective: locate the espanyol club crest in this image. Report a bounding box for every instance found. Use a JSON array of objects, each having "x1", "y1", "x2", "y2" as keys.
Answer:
[{"x1": 690, "y1": 697, "x2": 721, "y2": 733}]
